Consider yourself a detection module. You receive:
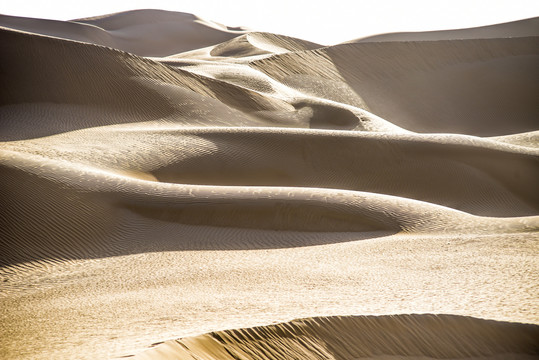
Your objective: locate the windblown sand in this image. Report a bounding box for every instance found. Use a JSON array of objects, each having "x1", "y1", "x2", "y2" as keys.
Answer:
[{"x1": 0, "y1": 10, "x2": 538, "y2": 359}]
